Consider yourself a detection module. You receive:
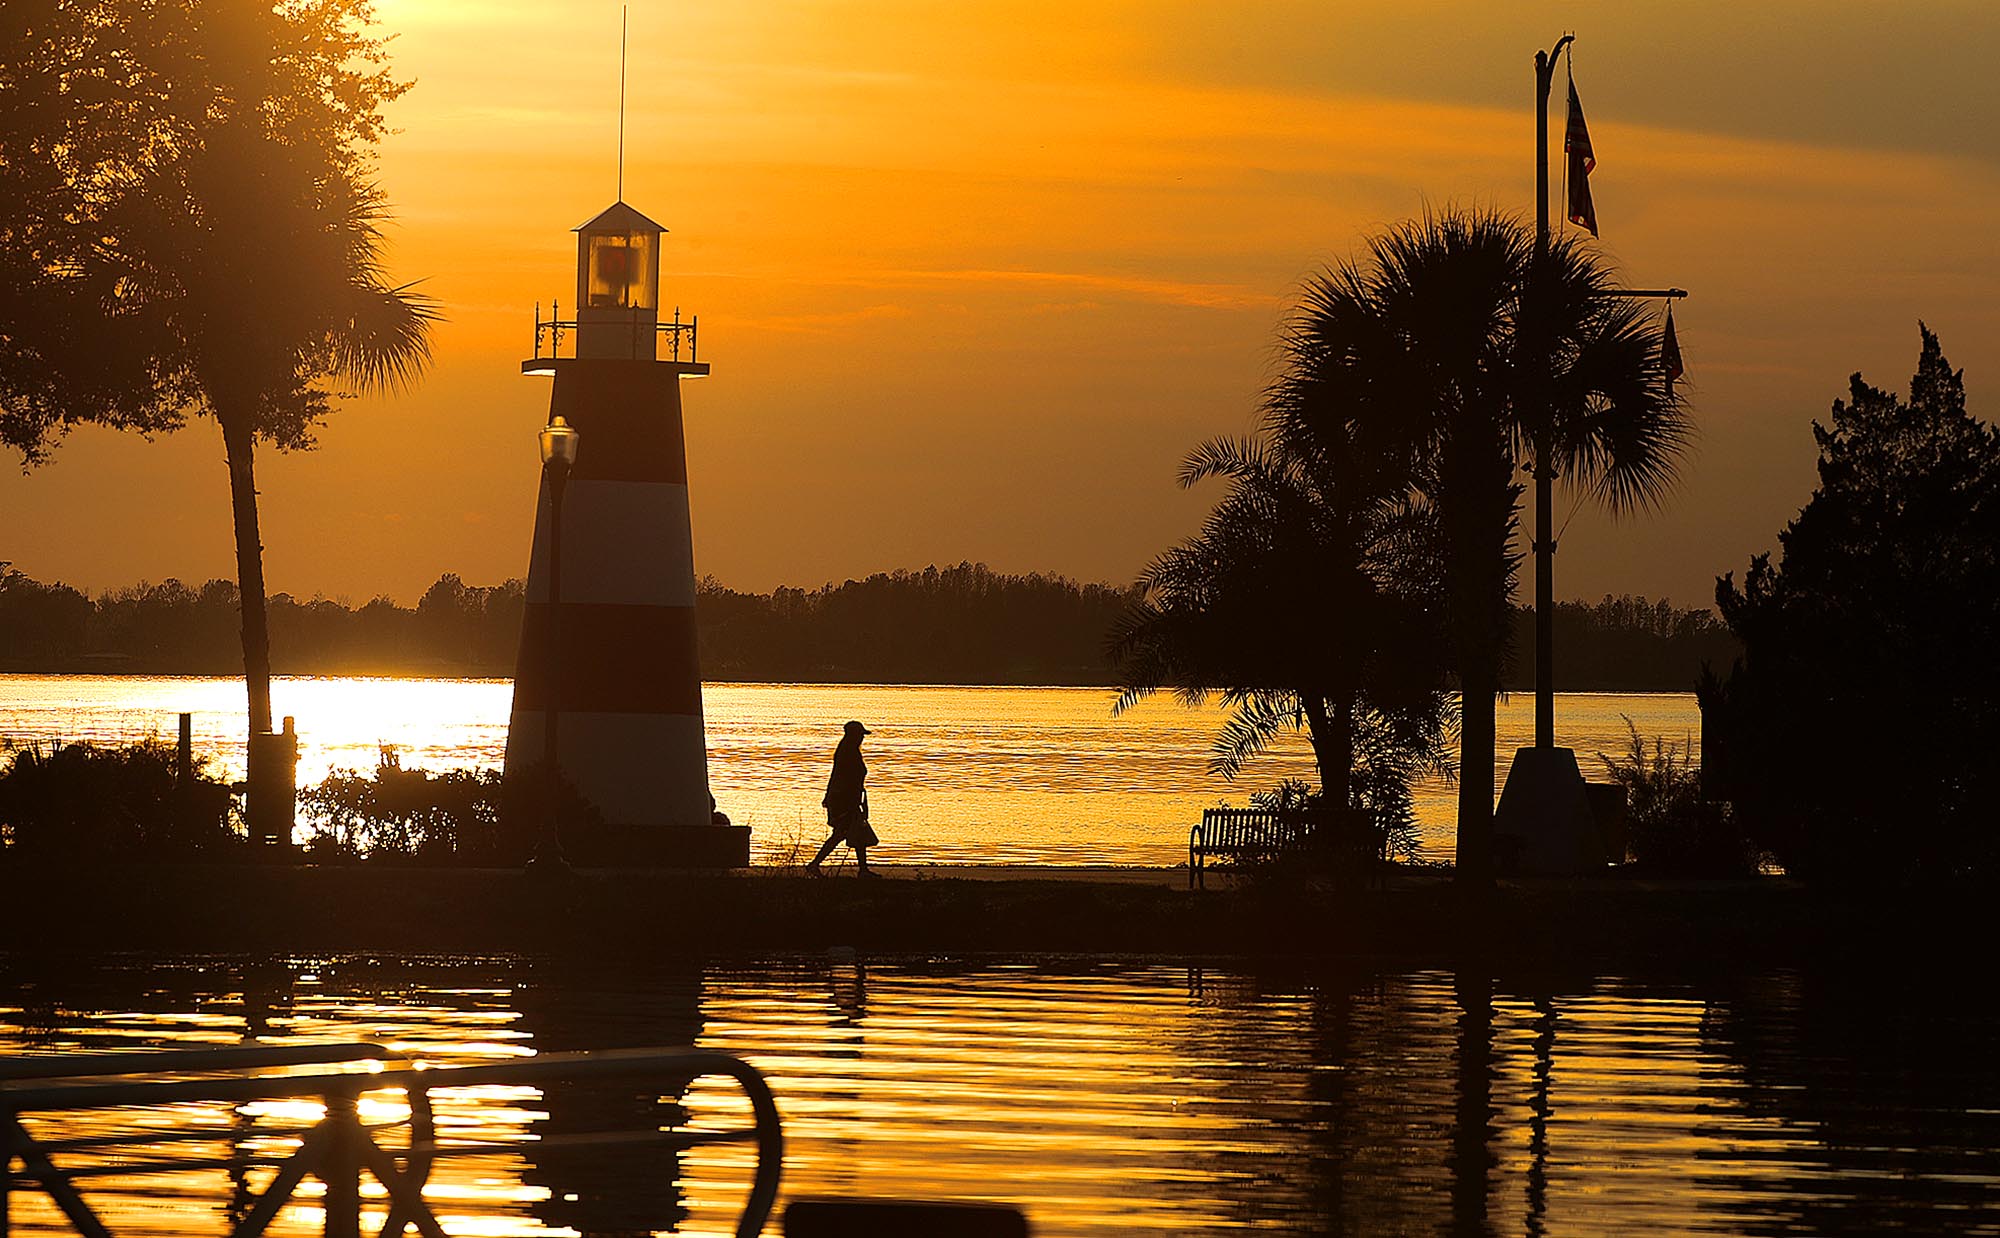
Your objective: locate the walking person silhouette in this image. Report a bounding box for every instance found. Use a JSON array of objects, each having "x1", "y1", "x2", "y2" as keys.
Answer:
[{"x1": 808, "y1": 720, "x2": 876, "y2": 876}]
